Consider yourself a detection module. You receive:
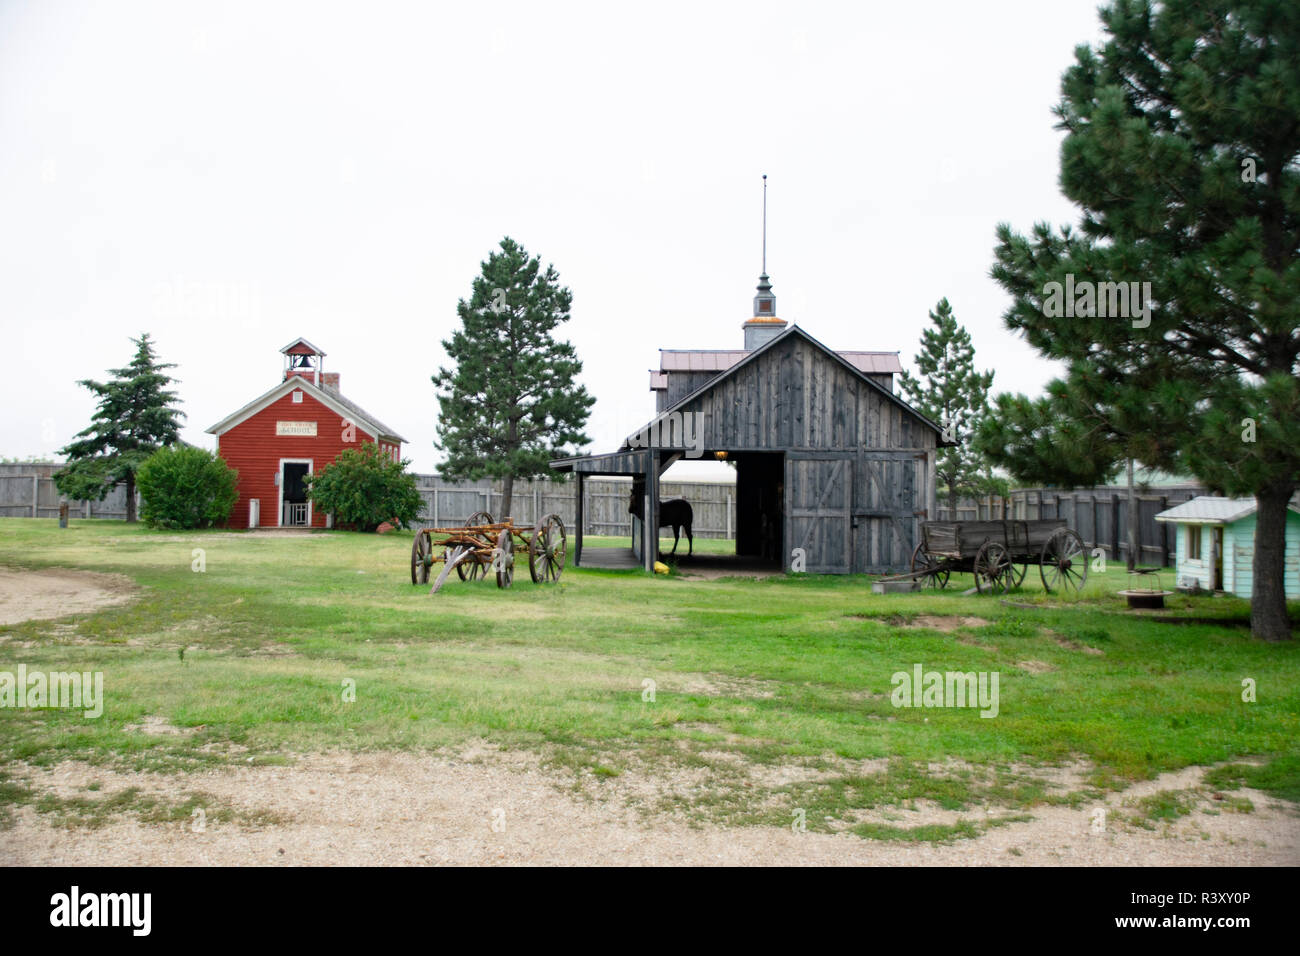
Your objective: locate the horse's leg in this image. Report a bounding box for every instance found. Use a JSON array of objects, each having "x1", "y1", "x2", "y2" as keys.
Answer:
[
  {"x1": 671, "y1": 524, "x2": 679, "y2": 555},
  {"x1": 686, "y1": 520, "x2": 693, "y2": 556}
]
